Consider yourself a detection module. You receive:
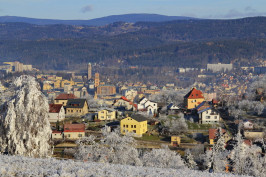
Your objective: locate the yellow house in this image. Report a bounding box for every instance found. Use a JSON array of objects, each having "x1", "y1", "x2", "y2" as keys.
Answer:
[
  {"x1": 65, "y1": 99, "x2": 89, "y2": 116},
  {"x1": 184, "y1": 88, "x2": 205, "y2": 109},
  {"x1": 120, "y1": 115, "x2": 147, "y2": 137},
  {"x1": 98, "y1": 108, "x2": 116, "y2": 121},
  {"x1": 43, "y1": 83, "x2": 53, "y2": 90}
]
